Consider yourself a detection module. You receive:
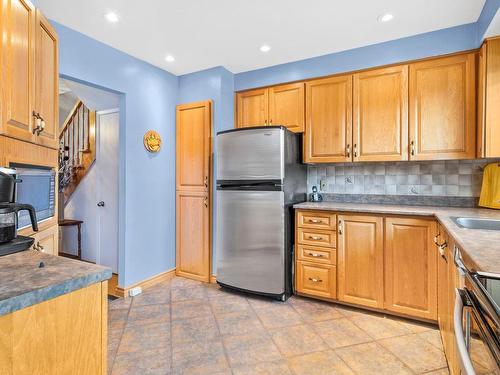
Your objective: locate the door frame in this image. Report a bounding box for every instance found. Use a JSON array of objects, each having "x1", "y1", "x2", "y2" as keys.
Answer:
[
  {"x1": 175, "y1": 100, "x2": 213, "y2": 283},
  {"x1": 95, "y1": 108, "x2": 120, "y2": 273}
]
